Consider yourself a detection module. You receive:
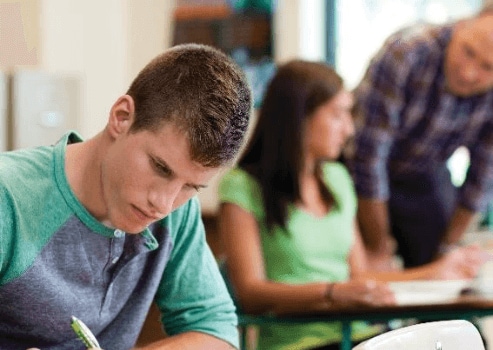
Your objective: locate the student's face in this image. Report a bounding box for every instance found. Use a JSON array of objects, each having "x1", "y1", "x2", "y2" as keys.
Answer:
[
  {"x1": 305, "y1": 90, "x2": 354, "y2": 161},
  {"x1": 444, "y1": 15, "x2": 493, "y2": 97},
  {"x1": 101, "y1": 122, "x2": 219, "y2": 234}
]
